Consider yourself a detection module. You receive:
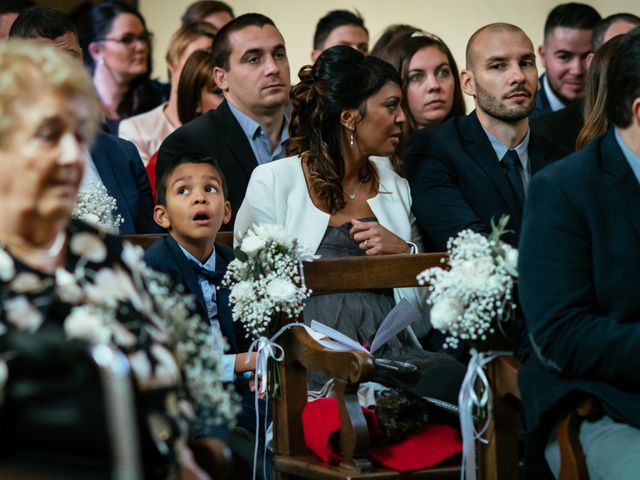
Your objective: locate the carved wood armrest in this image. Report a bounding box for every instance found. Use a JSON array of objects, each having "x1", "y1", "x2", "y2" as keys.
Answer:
[
  {"x1": 274, "y1": 325, "x2": 376, "y2": 471},
  {"x1": 283, "y1": 324, "x2": 375, "y2": 382}
]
